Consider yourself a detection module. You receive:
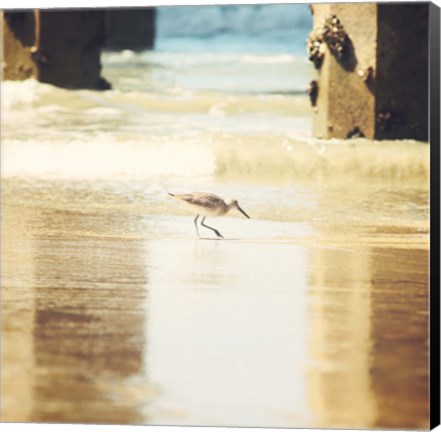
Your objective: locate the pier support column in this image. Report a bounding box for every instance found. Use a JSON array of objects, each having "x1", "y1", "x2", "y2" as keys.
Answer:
[
  {"x1": 105, "y1": 8, "x2": 156, "y2": 51},
  {"x1": 1, "y1": 11, "x2": 37, "y2": 81},
  {"x1": 308, "y1": 3, "x2": 429, "y2": 141},
  {"x1": 2, "y1": 10, "x2": 110, "y2": 89}
]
